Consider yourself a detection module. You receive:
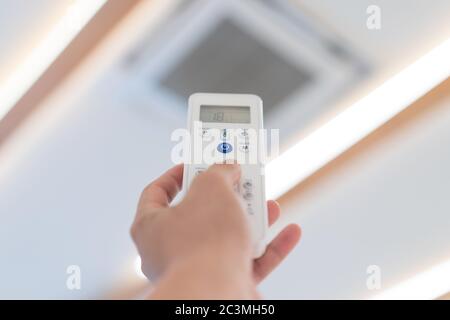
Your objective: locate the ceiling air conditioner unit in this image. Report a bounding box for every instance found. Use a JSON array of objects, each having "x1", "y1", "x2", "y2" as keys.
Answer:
[{"x1": 122, "y1": 0, "x2": 369, "y2": 148}]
